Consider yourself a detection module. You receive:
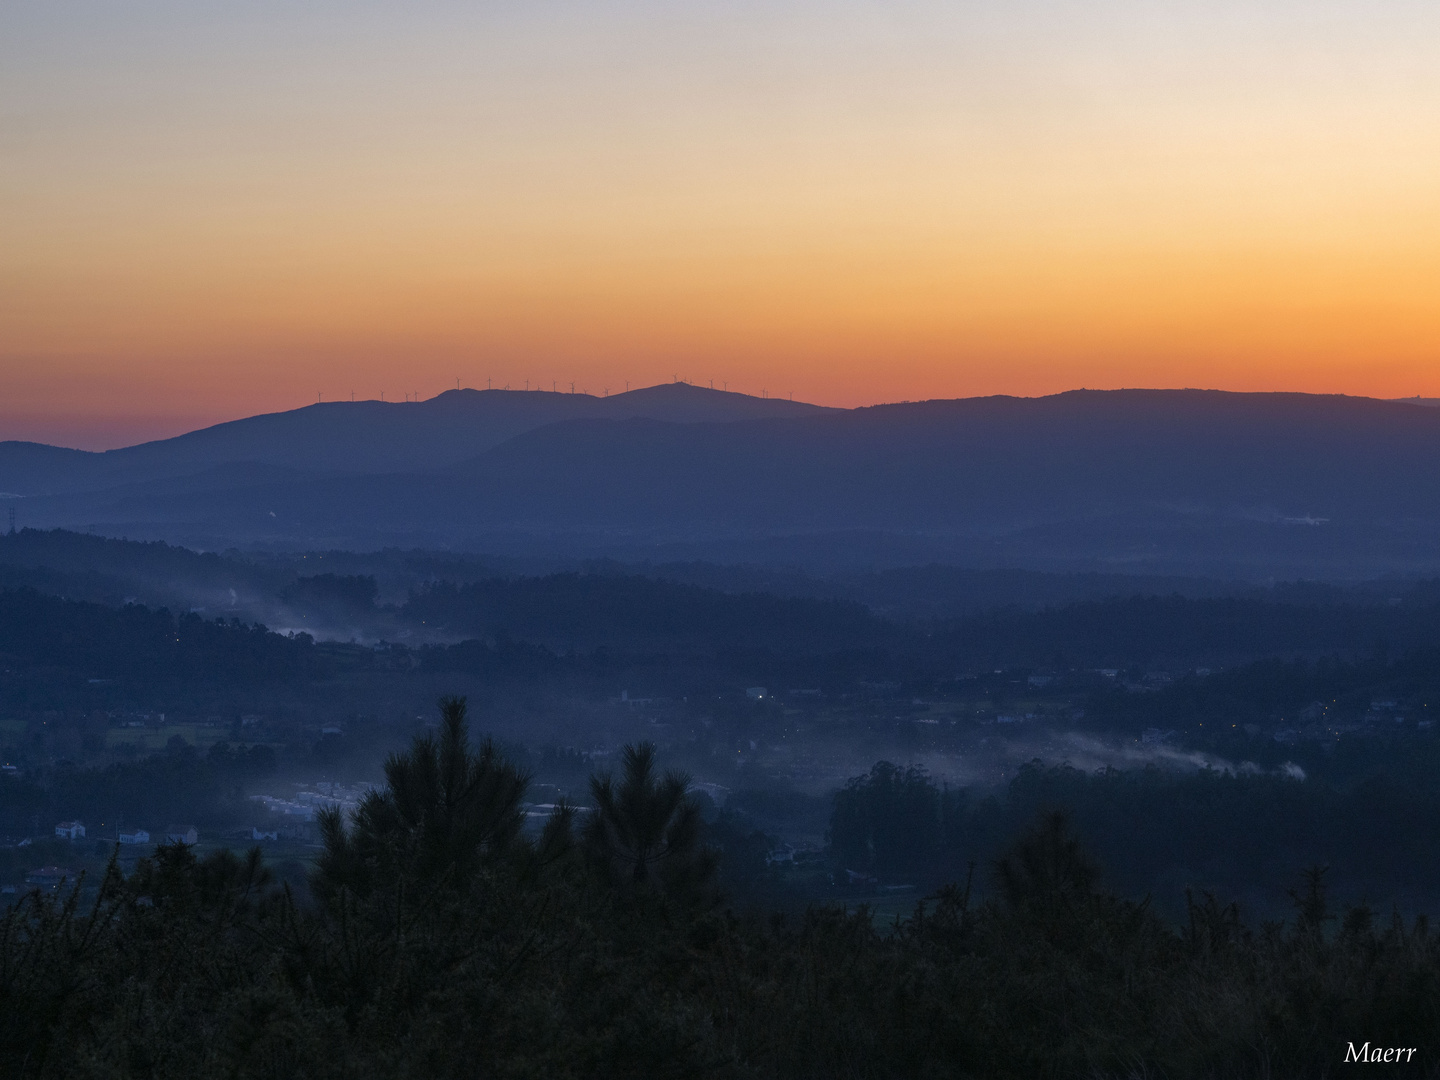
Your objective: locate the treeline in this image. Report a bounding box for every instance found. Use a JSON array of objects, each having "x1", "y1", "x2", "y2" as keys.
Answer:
[
  {"x1": 0, "y1": 585, "x2": 905, "y2": 715},
  {"x1": 14, "y1": 559, "x2": 1440, "y2": 731},
  {"x1": 0, "y1": 588, "x2": 318, "y2": 685},
  {"x1": 2, "y1": 701, "x2": 1433, "y2": 1077},
  {"x1": 281, "y1": 572, "x2": 379, "y2": 612},
  {"x1": 401, "y1": 574, "x2": 887, "y2": 652},
  {"x1": 826, "y1": 758, "x2": 1440, "y2": 917},
  {"x1": 935, "y1": 591, "x2": 1440, "y2": 669},
  {"x1": 0, "y1": 738, "x2": 277, "y2": 837},
  {"x1": 15, "y1": 529, "x2": 1440, "y2": 683},
  {"x1": 393, "y1": 576, "x2": 1440, "y2": 677},
  {"x1": 397, "y1": 574, "x2": 1440, "y2": 667},
  {"x1": 0, "y1": 527, "x2": 270, "y2": 611},
  {"x1": 1085, "y1": 648, "x2": 1440, "y2": 742},
  {"x1": 0, "y1": 529, "x2": 240, "y2": 586}
]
